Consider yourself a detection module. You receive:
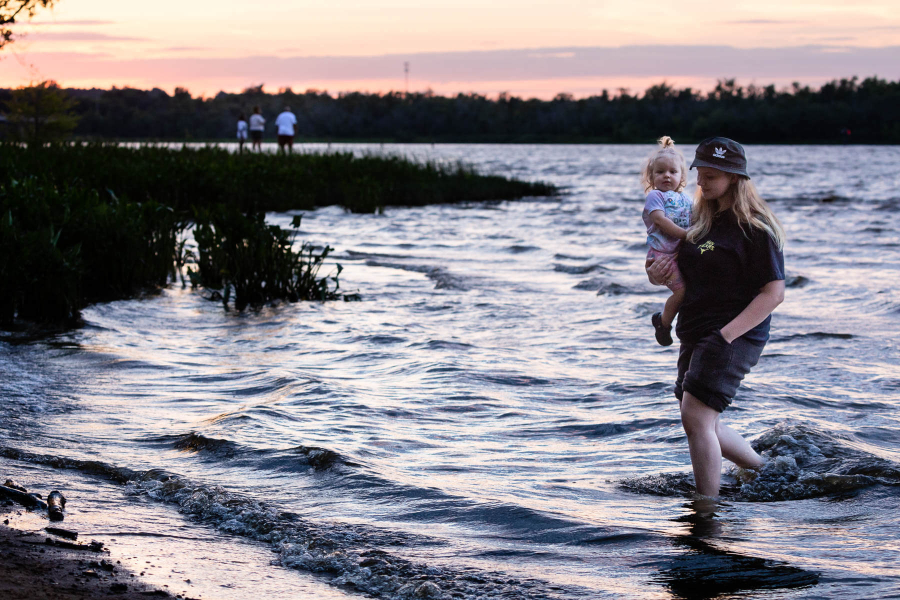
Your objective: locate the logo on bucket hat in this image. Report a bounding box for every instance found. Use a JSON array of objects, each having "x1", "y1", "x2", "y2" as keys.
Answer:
[{"x1": 690, "y1": 137, "x2": 749, "y2": 179}]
